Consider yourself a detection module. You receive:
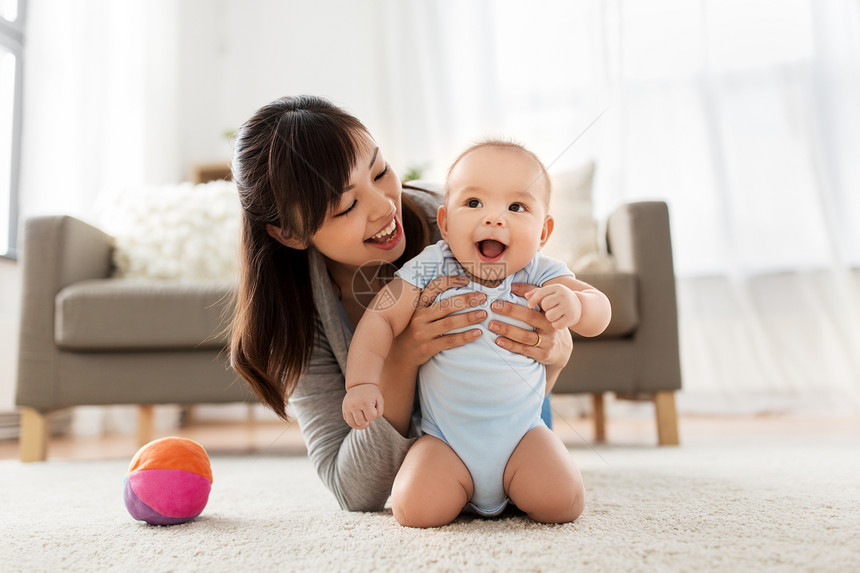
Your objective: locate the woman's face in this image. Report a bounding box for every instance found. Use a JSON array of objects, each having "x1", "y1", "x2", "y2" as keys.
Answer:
[{"x1": 309, "y1": 138, "x2": 406, "y2": 270}]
